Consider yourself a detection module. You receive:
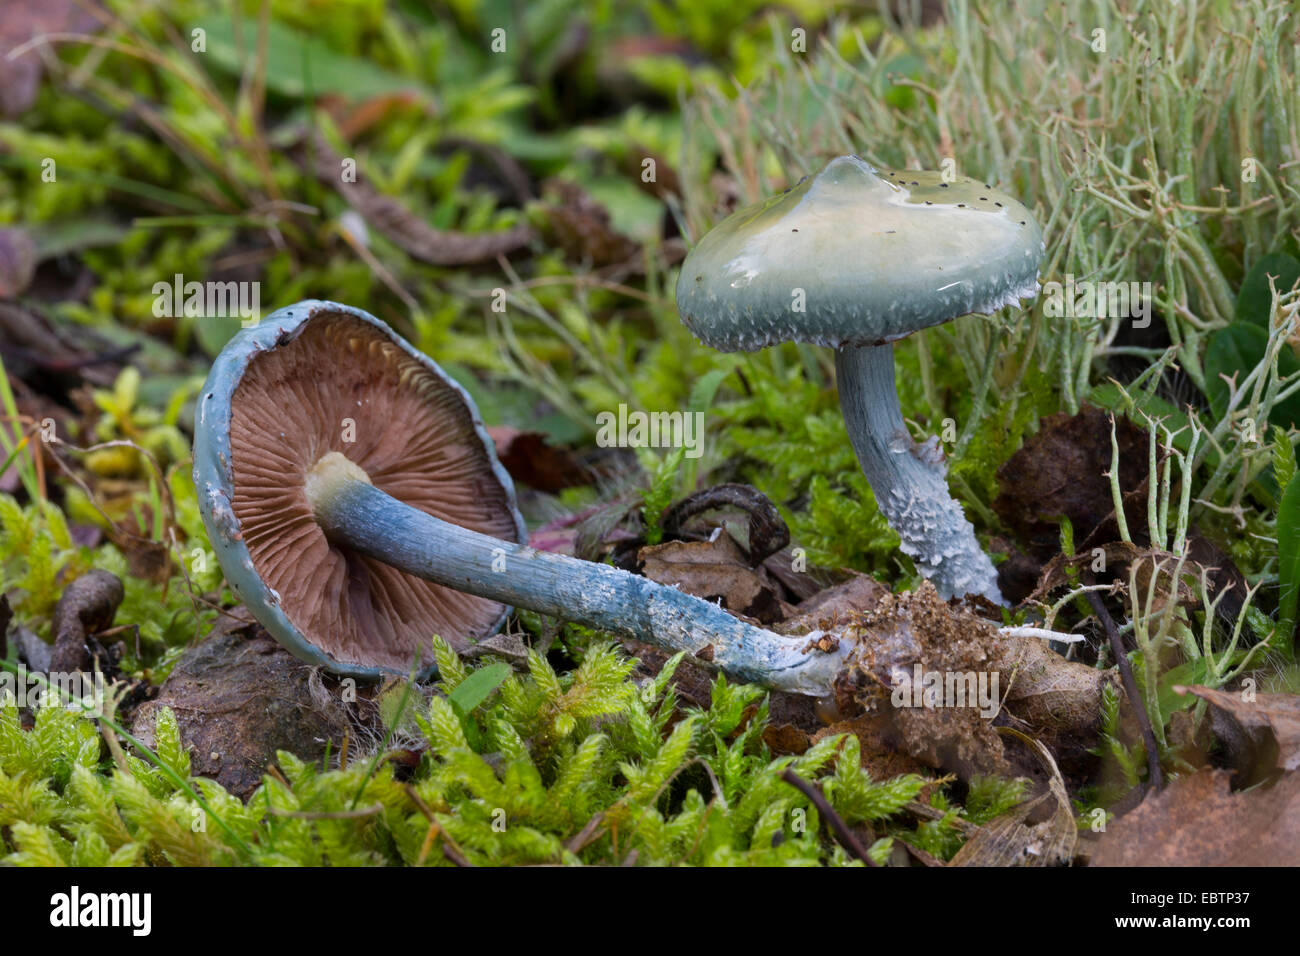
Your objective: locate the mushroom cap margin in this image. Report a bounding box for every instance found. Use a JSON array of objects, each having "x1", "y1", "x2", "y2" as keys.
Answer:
[{"x1": 192, "y1": 299, "x2": 528, "y2": 681}]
